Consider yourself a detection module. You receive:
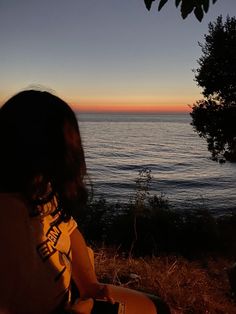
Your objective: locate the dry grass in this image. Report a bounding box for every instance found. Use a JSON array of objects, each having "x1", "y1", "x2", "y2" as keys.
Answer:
[{"x1": 94, "y1": 247, "x2": 236, "y2": 314}]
